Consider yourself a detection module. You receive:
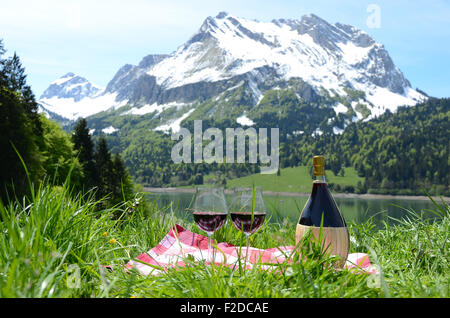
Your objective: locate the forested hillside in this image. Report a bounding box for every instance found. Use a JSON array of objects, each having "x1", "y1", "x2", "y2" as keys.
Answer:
[
  {"x1": 91, "y1": 91, "x2": 449, "y2": 196},
  {"x1": 284, "y1": 98, "x2": 449, "y2": 195}
]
